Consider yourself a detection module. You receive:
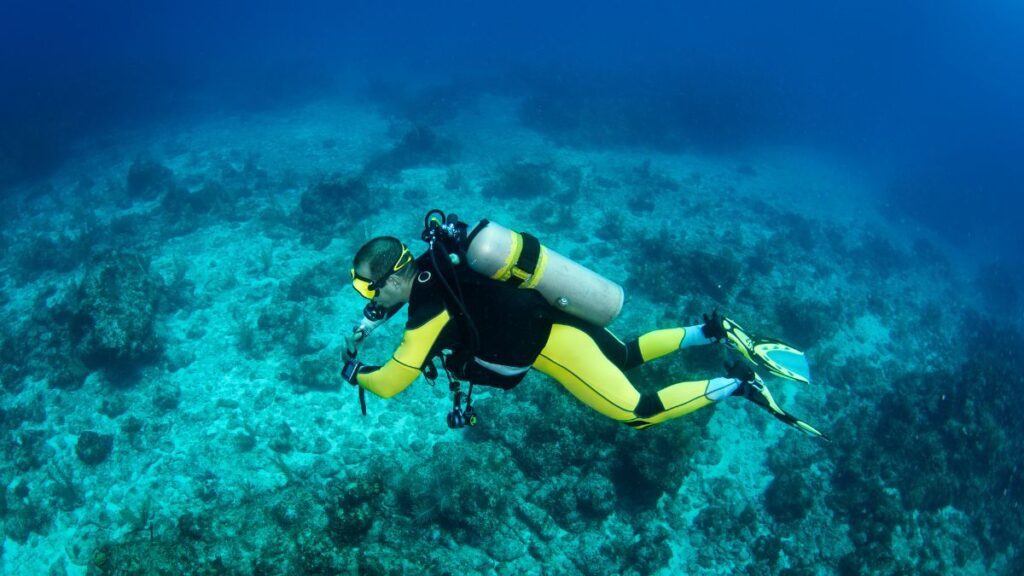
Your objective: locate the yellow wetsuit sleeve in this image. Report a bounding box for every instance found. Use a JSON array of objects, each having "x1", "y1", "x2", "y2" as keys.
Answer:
[{"x1": 356, "y1": 310, "x2": 450, "y2": 398}]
